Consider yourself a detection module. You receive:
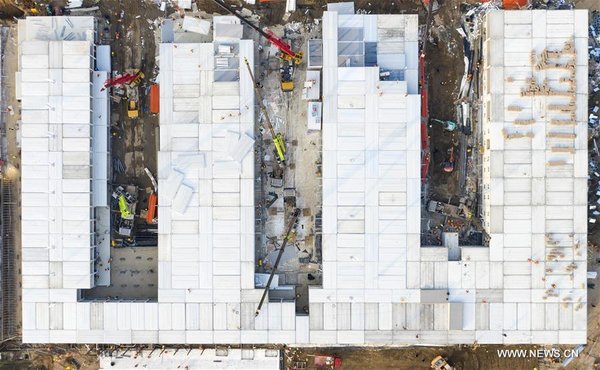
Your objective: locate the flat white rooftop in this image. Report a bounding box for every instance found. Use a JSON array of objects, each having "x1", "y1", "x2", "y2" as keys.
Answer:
[
  {"x1": 478, "y1": 9, "x2": 588, "y2": 344},
  {"x1": 20, "y1": 10, "x2": 588, "y2": 346},
  {"x1": 19, "y1": 16, "x2": 112, "y2": 343}
]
